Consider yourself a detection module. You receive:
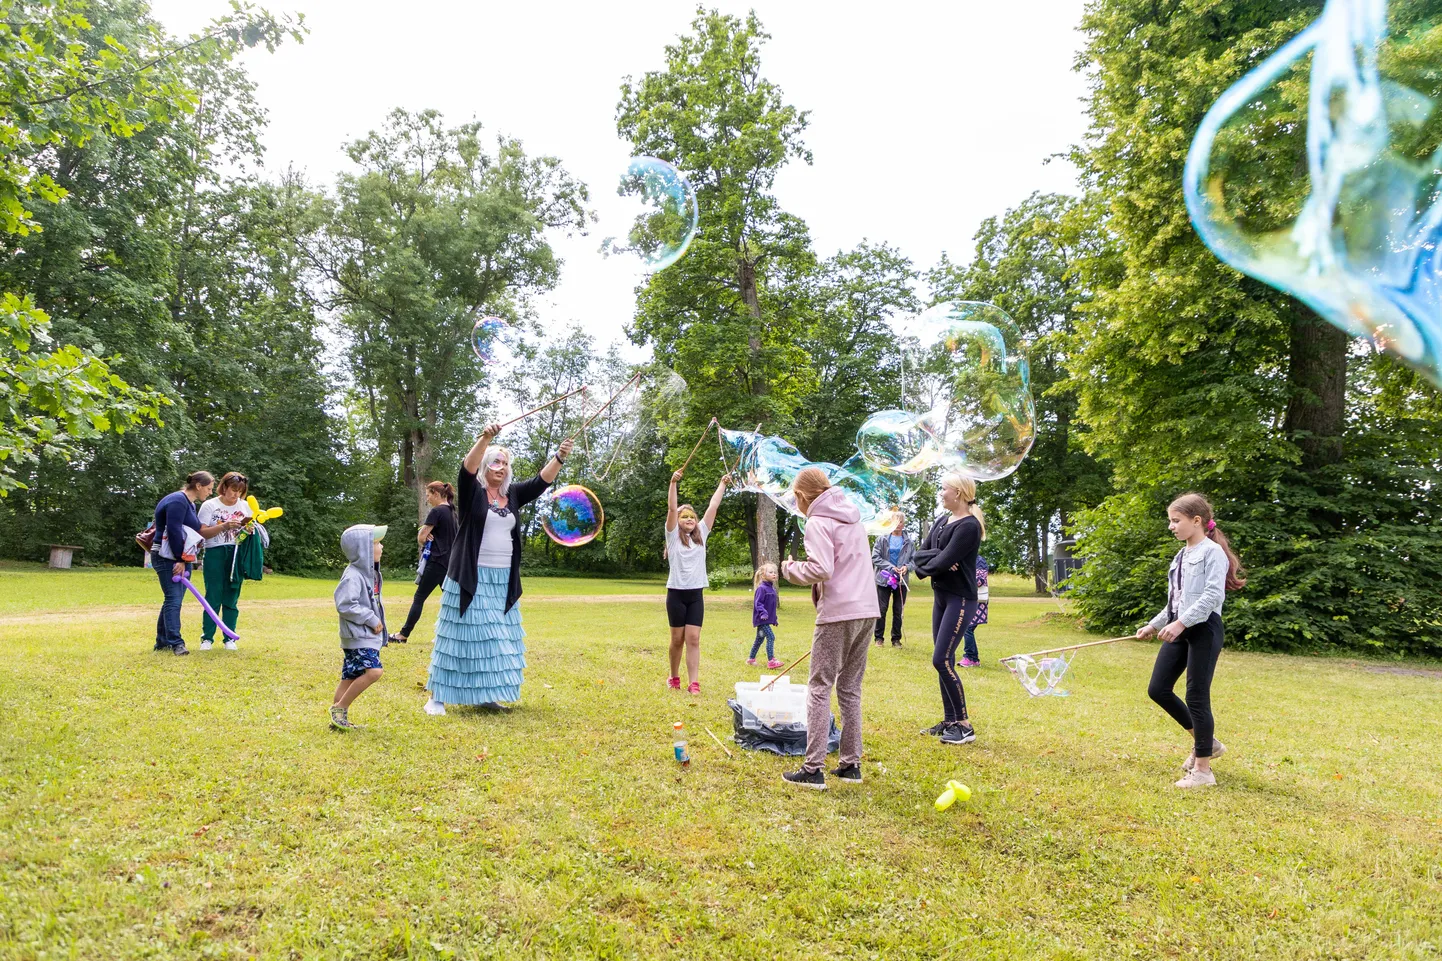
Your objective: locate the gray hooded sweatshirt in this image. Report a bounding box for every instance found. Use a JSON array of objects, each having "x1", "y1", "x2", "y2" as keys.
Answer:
[{"x1": 335, "y1": 525, "x2": 387, "y2": 649}]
